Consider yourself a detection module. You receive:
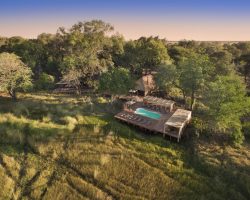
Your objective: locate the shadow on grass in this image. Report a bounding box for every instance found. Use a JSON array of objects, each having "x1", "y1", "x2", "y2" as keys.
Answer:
[{"x1": 180, "y1": 136, "x2": 250, "y2": 200}]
